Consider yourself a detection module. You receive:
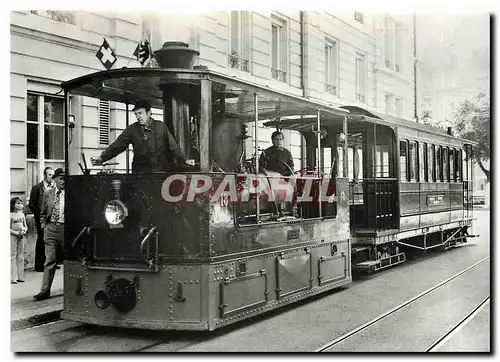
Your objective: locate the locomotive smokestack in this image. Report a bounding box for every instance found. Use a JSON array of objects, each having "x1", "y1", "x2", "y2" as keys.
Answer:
[{"x1": 154, "y1": 42, "x2": 200, "y2": 69}]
